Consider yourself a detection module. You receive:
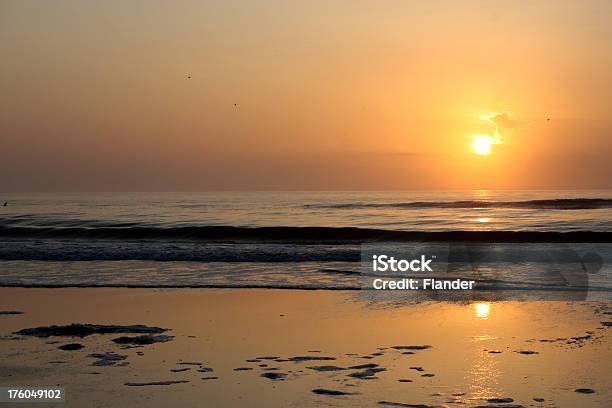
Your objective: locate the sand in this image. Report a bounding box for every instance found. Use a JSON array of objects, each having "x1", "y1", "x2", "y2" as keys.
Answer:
[{"x1": 0, "y1": 287, "x2": 610, "y2": 407}]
